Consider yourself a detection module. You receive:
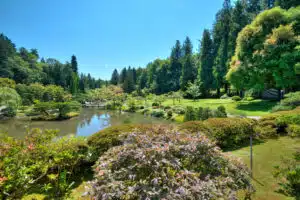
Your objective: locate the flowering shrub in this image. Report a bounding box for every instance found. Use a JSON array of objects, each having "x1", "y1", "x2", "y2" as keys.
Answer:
[
  {"x1": 89, "y1": 127, "x2": 251, "y2": 199},
  {"x1": 0, "y1": 129, "x2": 88, "y2": 199}
]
